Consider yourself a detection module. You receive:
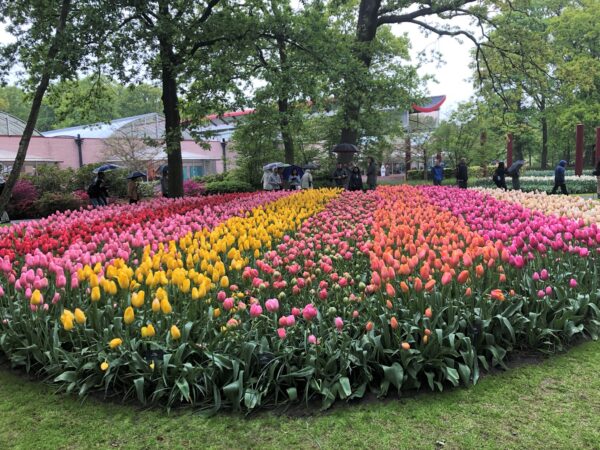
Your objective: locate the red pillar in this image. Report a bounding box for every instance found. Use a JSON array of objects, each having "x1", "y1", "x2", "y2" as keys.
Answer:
[
  {"x1": 596, "y1": 127, "x2": 600, "y2": 164},
  {"x1": 575, "y1": 124, "x2": 584, "y2": 176},
  {"x1": 507, "y1": 133, "x2": 513, "y2": 168}
]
